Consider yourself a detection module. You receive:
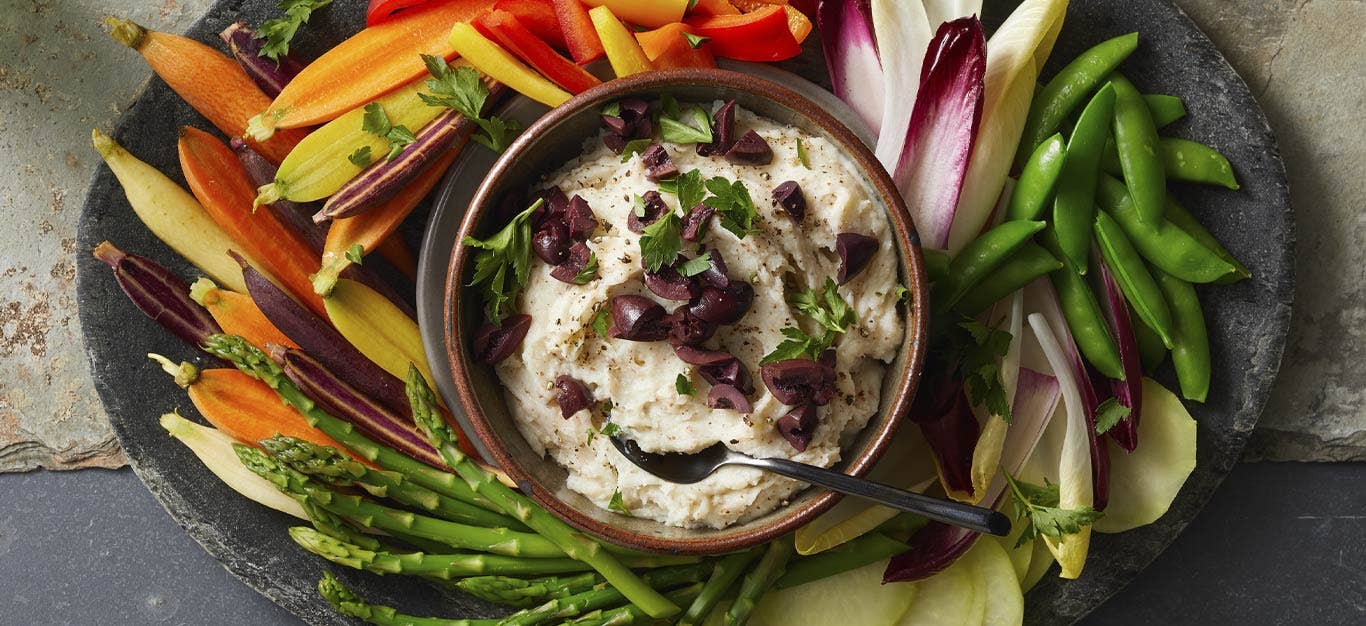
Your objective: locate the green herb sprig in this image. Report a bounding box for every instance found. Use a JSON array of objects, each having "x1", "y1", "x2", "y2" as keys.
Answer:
[
  {"x1": 361, "y1": 103, "x2": 417, "y2": 162},
  {"x1": 761, "y1": 279, "x2": 856, "y2": 364},
  {"x1": 255, "y1": 0, "x2": 331, "y2": 64},
  {"x1": 463, "y1": 199, "x2": 542, "y2": 322},
  {"x1": 1003, "y1": 471, "x2": 1103, "y2": 548},
  {"x1": 420, "y1": 55, "x2": 522, "y2": 153}
]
